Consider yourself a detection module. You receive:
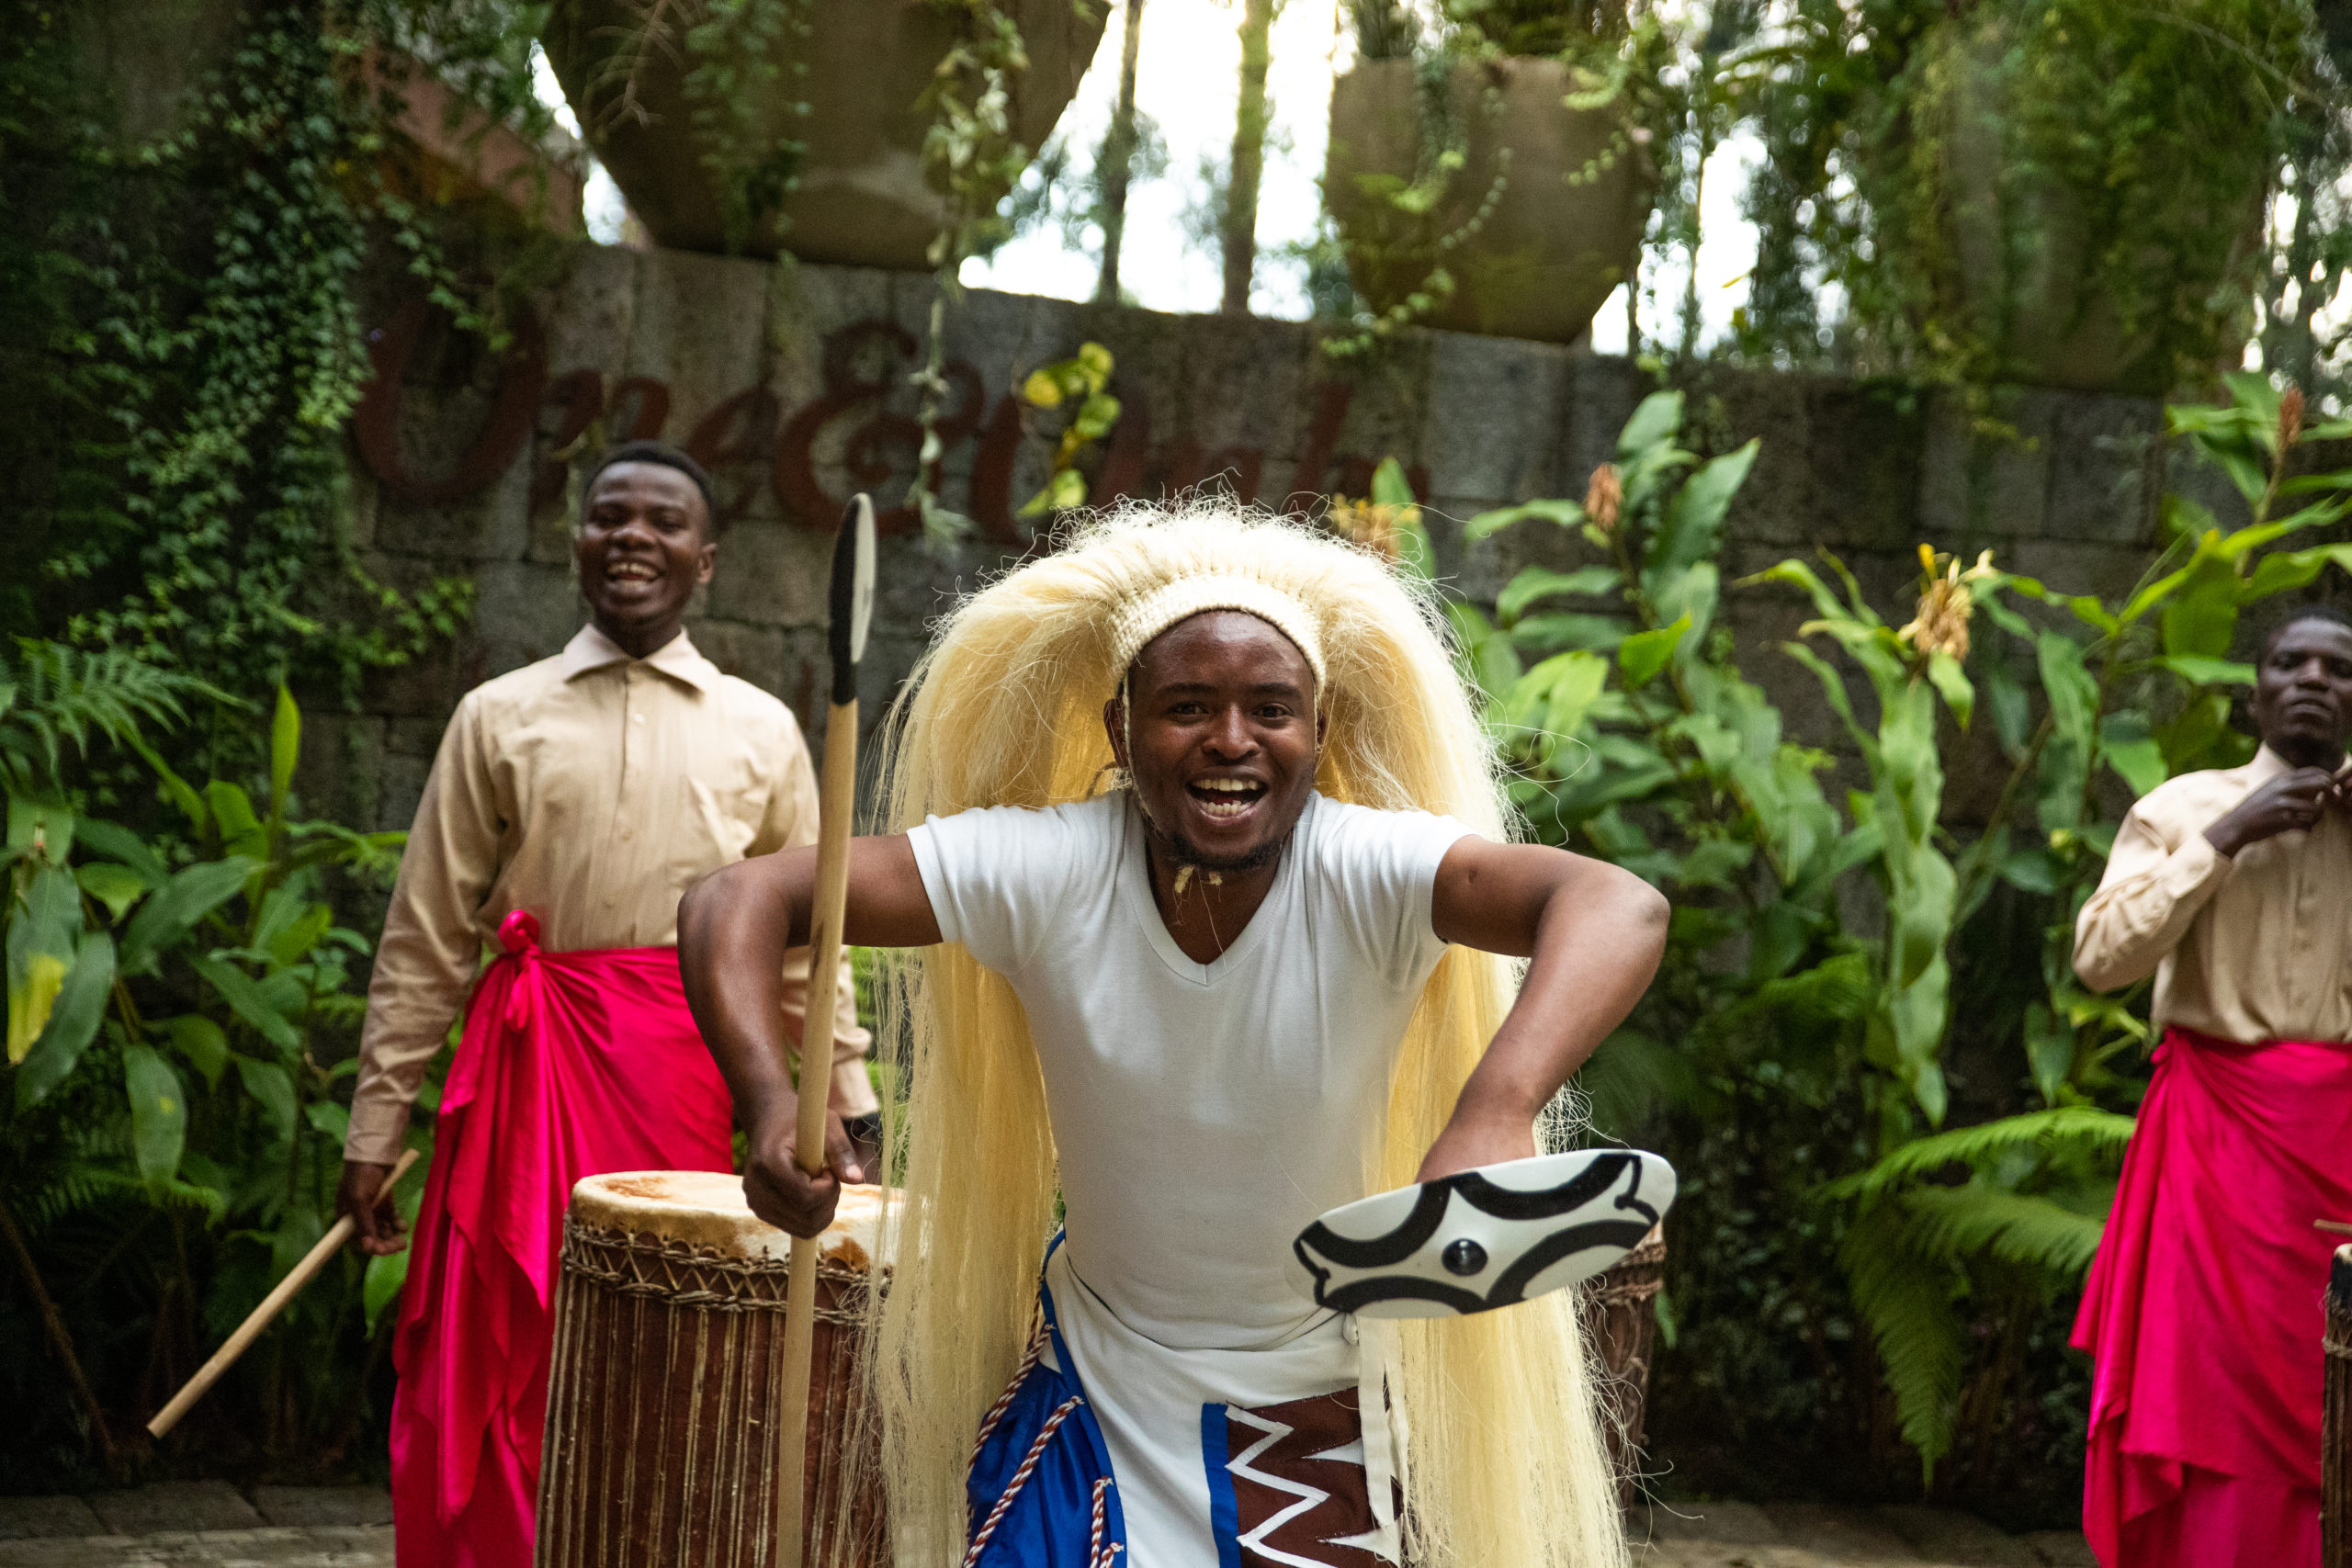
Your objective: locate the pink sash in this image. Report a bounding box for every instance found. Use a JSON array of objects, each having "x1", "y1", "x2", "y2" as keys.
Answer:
[
  {"x1": 390, "y1": 910, "x2": 734, "y2": 1568},
  {"x1": 2072, "y1": 1026, "x2": 2352, "y2": 1566}
]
